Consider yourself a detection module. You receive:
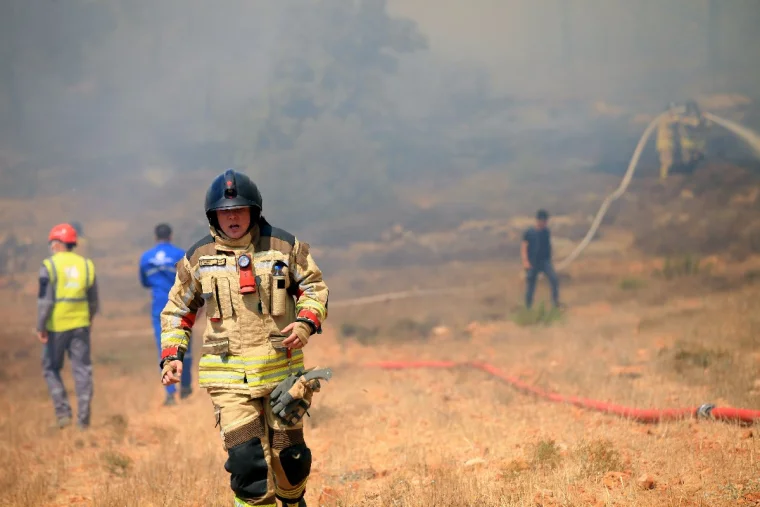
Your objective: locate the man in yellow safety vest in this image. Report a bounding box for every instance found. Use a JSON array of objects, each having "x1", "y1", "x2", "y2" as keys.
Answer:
[{"x1": 37, "y1": 223, "x2": 99, "y2": 430}]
